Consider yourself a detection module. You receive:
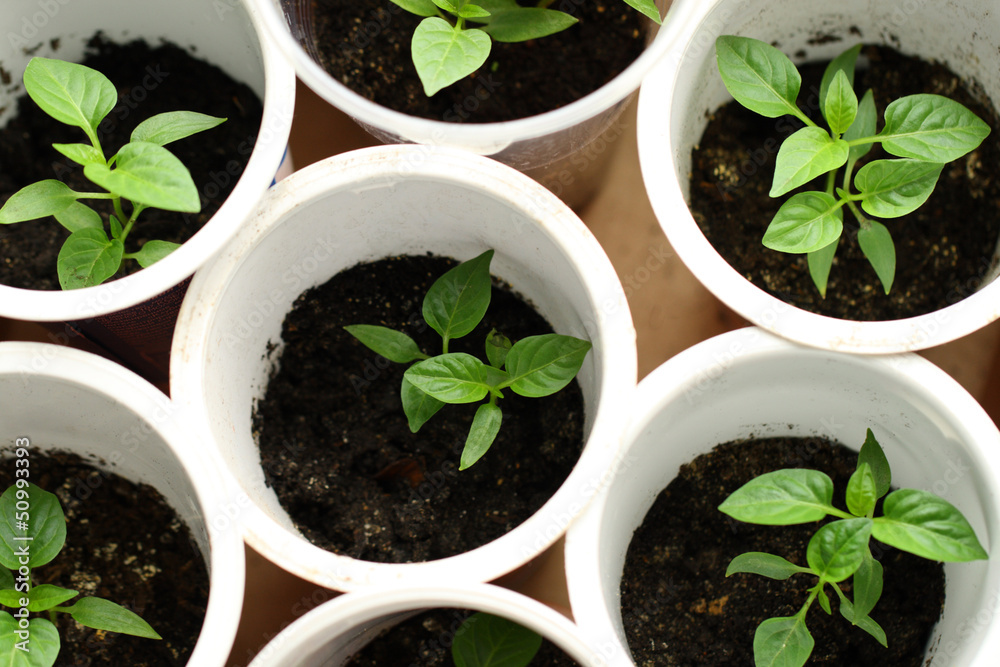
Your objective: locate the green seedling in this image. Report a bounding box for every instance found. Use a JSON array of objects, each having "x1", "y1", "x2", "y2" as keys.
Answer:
[
  {"x1": 0, "y1": 482, "x2": 160, "y2": 666},
  {"x1": 452, "y1": 612, "x2": 542, "y2": 666},
  {"x1": 345, "y1": 249, "x2": 591, "y2": 470},
  {"x1": 0, "y1": 57, "x2": 226, "y2": 289},
  {"x1": 390, "y1": 0, "x2": 662, "y2": 96},
  {"x1": 714, "y1": 36, "x2": 991, "y2": 296},
  {"x1": 718, "y1": 429, "x2": 987, "y2": 667}
]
